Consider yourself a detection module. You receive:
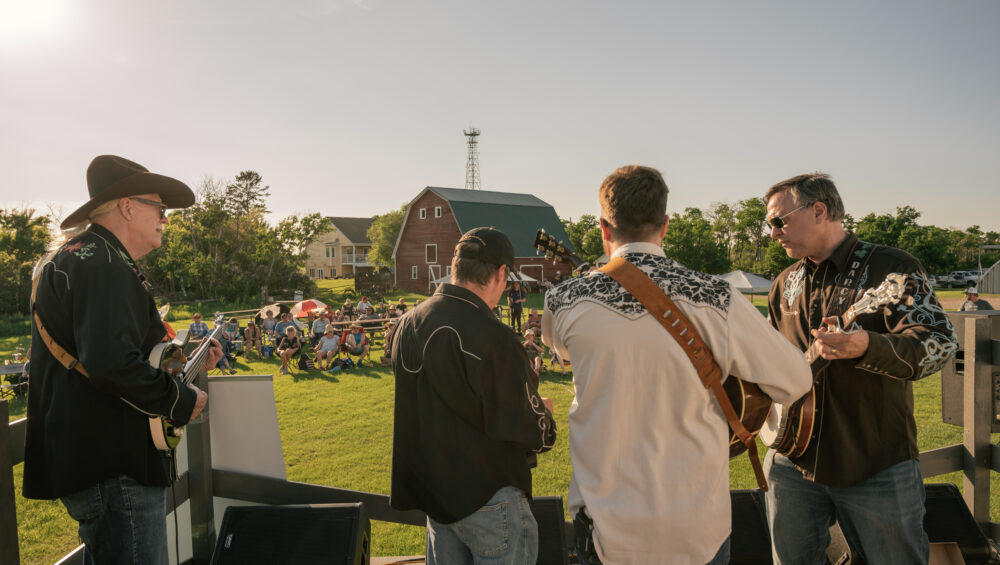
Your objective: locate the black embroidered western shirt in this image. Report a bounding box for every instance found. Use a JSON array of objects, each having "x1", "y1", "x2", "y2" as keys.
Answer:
[
  {"x1": 768, "y1": 233, "x2": 957, "y2": 487},
  {"x1": 390, "y1": 283, "x2": 556, "y2": 523},
  {"x1": 23, "y1": 224, "x2": 197, "y2": 499}
]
